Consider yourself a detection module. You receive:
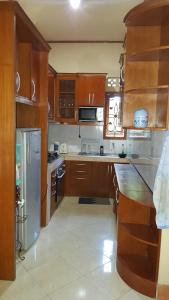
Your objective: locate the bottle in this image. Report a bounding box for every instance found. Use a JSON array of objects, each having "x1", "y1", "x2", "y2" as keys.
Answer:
[{"x1": 100, "y1": 145, "x2": 104, "y2": 156}]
